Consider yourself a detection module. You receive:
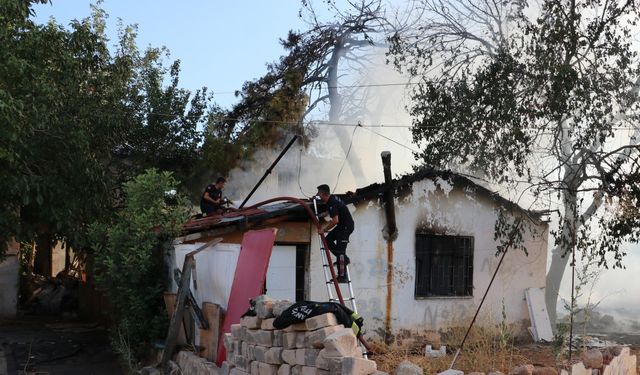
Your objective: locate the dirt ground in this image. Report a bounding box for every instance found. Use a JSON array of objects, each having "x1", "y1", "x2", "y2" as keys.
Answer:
[
  {"x1": 373, "y1": 333, "x2": 640, "y2": 374},
  {"x1": 0, "y1": 316, "x2": 123, "y2": 375}
]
